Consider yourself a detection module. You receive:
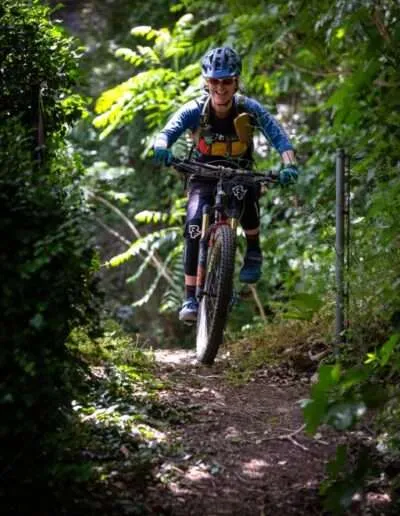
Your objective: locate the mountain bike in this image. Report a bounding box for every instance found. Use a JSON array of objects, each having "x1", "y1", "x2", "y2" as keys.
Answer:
[{"x1": 171, "y1": 158, "x2": 277, "y2": 365}]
